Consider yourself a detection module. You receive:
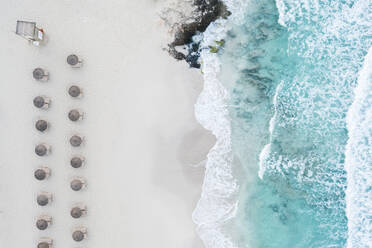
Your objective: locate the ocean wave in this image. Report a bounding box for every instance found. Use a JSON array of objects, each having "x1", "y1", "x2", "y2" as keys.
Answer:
[
  {"x1": 194, "y1": 0, "x2": 372, "y2": 247},
  {"x1": 192, "y1": 0, "x2": 248, "y2": 246},
  {"x1": 256, "y1": 0, "x2": 372, "y2": 246},
  {"x1": 220, "y1": 0, "x2": 249, "y2": 24},
  {"x1": 258, "y1": 80, "x2": 284, "y2": 179},
  {"x1": 193, "y1": 18, "x2": 238, "y2": 248},
  {"x1": 345, "y1": 46, "x2": 372, "y2": 248}
]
